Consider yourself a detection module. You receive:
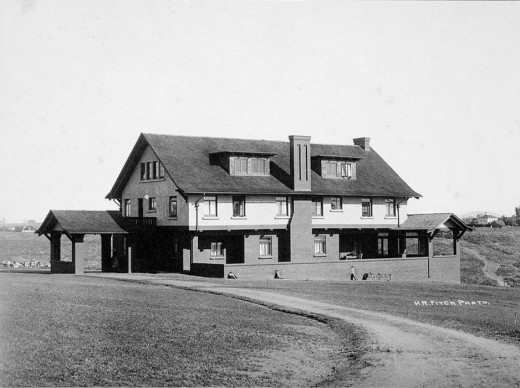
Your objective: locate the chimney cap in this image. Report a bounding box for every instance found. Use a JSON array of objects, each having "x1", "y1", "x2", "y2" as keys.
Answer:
[{"x1": 289, "y1": 135, "x2": 311, "y2": 141}]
